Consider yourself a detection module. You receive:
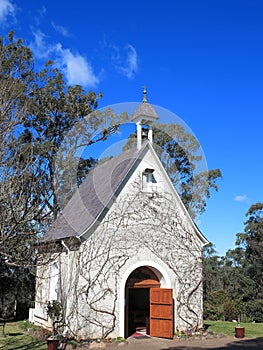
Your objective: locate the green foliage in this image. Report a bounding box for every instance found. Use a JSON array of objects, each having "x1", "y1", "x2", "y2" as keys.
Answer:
[
  {"x1": 0, "y1": 256, "x2": 35, "y2": 320},
  {"x1": 223, "y1": 300, "x2": 236, "y2": 322},
  {"x1": 46, "y1": 300, "x2": 63, "y2": 320},
  {"x1": 246, "y1": 300, "x2": 263, "y2": 323},
  {"x1": 232, "y1": 298, "x2": 245, "y2": 319},
  {"x1": 203, "y1": 203, "x2": 263, "y2": 323},
  {"x1": 0, "y1": 30, "x2": 113, "y2": 318},
  {"x1": 46, "y1": 300, "x2": 63, "y2": 337},
  {"x1": 17, "y1": 319, "x2": 36, "y2": 331},
  {"x1": 68, "y1": 339, "x2": 78, "y2": 348},
  {"x1": 204, "y1": 290, "x2": 231, "y2": 320},
  {"x1": 241, "y1": 203, "x2": 263, "y2": 300}
]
